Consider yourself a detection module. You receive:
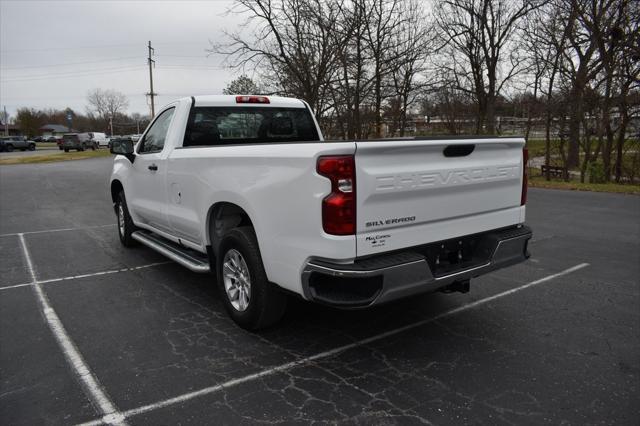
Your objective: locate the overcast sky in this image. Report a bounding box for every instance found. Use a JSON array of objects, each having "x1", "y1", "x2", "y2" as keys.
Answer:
[{"x1": 0, "y1": 0, "x2": 247, "y2": 119}]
